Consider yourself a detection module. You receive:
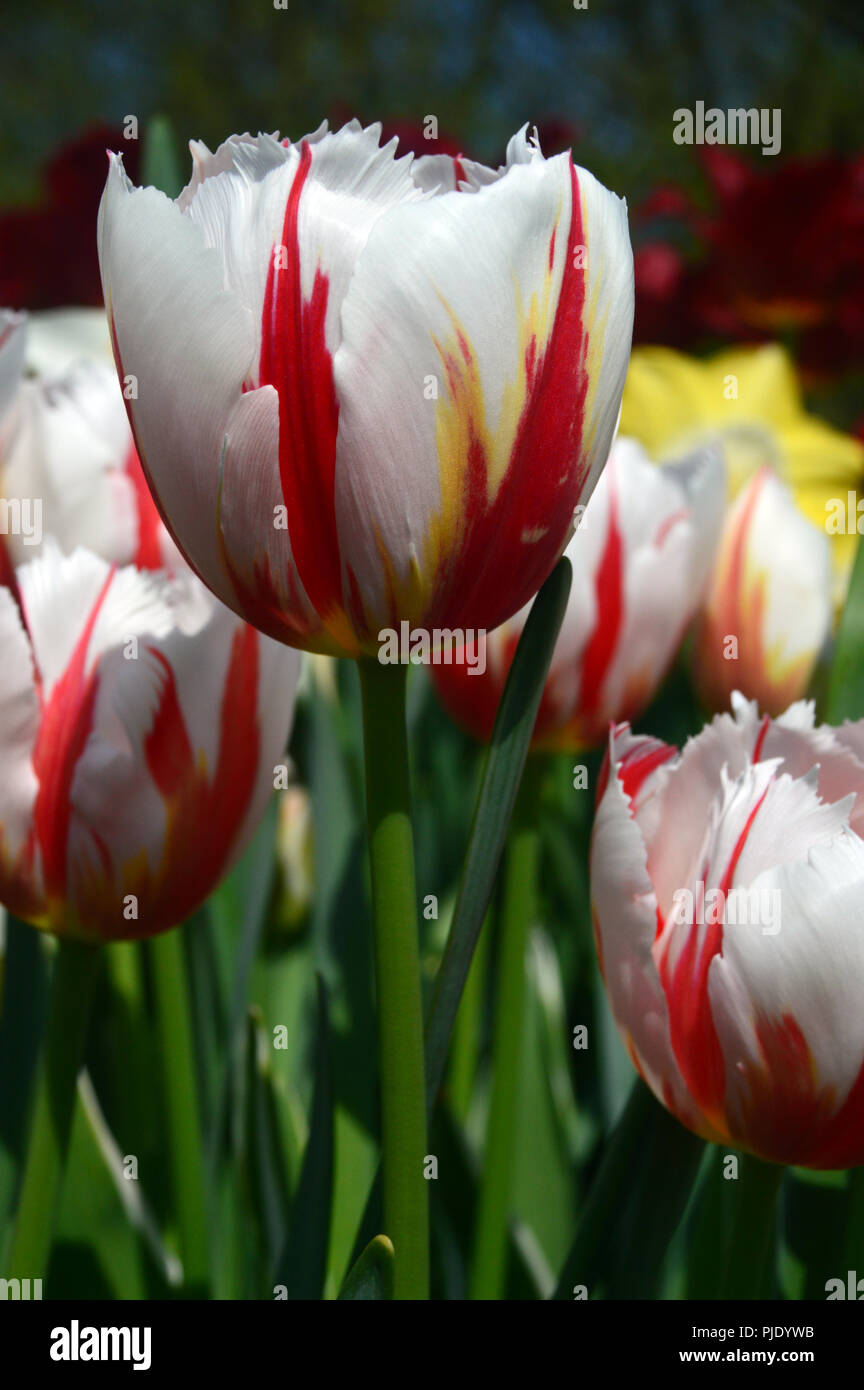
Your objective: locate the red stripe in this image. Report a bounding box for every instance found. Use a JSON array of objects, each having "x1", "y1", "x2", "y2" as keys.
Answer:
[
  {"x1": 577, "y1": 483, "x2": 624, "y2": 717},
  {"x1": 595, "y1": 732, "x2": 675, "y2": 809},
  {"x1": 752, "y1": 713, "x2": 771, "y2": 763},
  {"x1": 426, "y1": 158, "x2": 590, "y2": 635},
  {"x1": 124, "y1": 443, "x2": 165, "y2": 570},
  {"x1": 661, "y1": 782, "x2": 770, "y2": 1119},
  {"x1": 32, "y1": 570, "x2": 114, "y2": 903},
  {"x1": 259, "y1": 141, "x2": 341, "y2": 623},
  {"x1": 144, "y1": 650, "x2": 195, "y2": 797}
]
